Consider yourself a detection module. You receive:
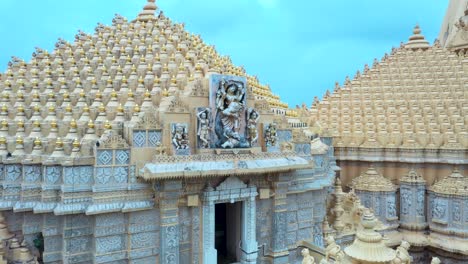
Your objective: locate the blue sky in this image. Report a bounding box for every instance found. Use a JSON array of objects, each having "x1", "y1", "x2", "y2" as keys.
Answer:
[{"x1": 0, "y1": 0, "x2": 448, "y2": 106}]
